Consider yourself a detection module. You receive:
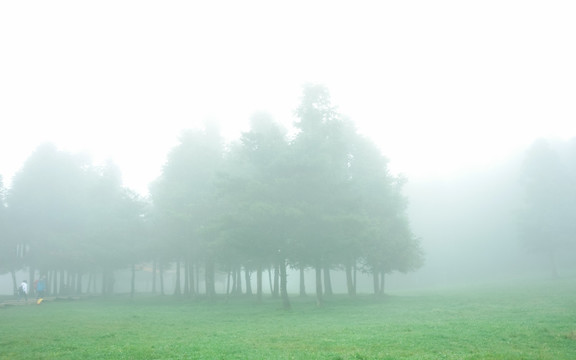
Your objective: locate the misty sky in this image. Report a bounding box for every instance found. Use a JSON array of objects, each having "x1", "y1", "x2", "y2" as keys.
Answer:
[{"x1": 1, "y1": 1, "x2": 575, "y2": 195}]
